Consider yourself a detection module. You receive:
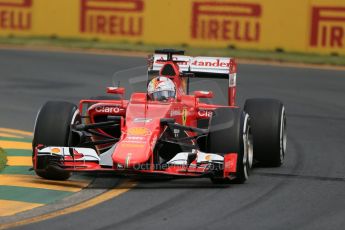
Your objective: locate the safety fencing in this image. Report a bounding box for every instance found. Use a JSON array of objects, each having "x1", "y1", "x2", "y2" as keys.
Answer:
[{"x1": 0, "y1": 0, "x2": 344, "y2": 55}]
